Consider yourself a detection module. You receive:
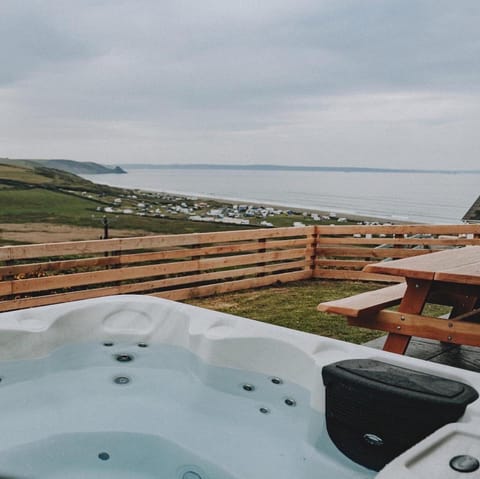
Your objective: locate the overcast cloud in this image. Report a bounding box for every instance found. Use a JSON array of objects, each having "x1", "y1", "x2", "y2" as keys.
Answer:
[{"x1": 1, "y1": 0, "x2": 479, "y2": 168}]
